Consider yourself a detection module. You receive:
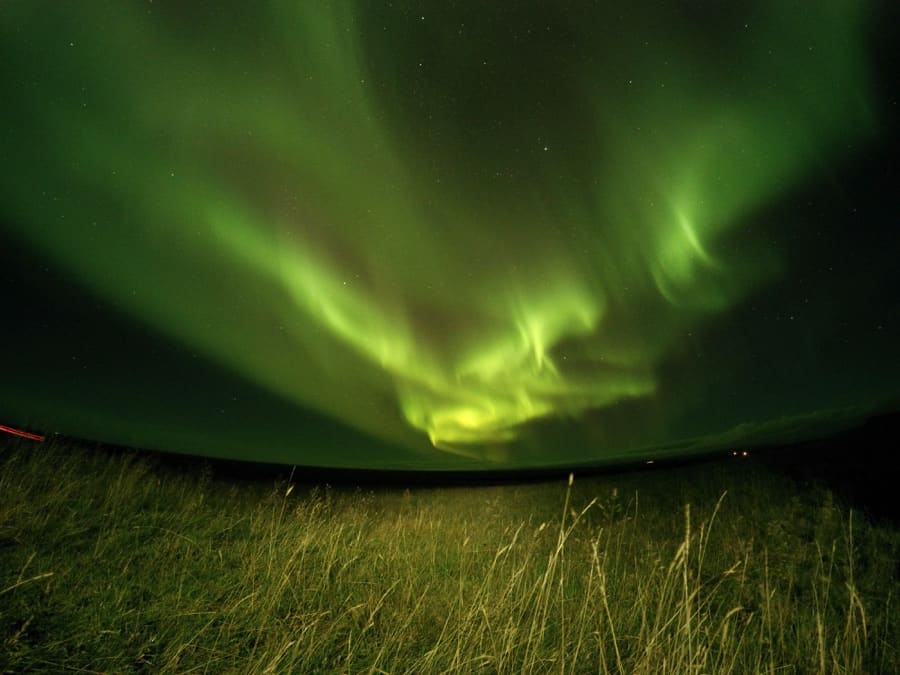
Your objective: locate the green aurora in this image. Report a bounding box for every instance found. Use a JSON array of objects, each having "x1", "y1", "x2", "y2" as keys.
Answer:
[{"x1": 1, "y1": 1, "x2": 897, "y2": 469}]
